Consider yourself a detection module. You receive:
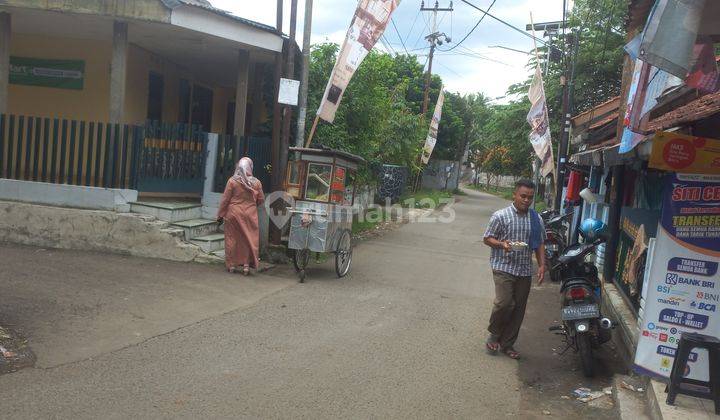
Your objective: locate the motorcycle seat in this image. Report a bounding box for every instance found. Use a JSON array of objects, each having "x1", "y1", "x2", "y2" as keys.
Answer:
[{"x1": 560, "y1": 277, "x2": 594, "y2": 291}]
